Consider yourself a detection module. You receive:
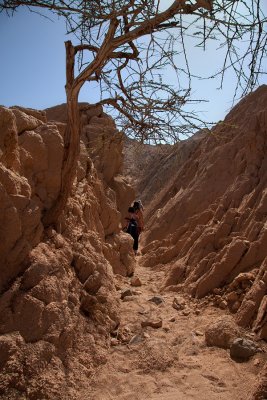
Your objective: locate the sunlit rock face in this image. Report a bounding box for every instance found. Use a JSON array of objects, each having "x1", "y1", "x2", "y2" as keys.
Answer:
[
  {"x1": 1, "y1": 84, "x2": 267, "y2": 398},
  {"x1": 0, "y1": 103, "x2": 135, "y2": 399},
  {"x1": 127, "y1": 85, "x2": 267, "y2": 340}
]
